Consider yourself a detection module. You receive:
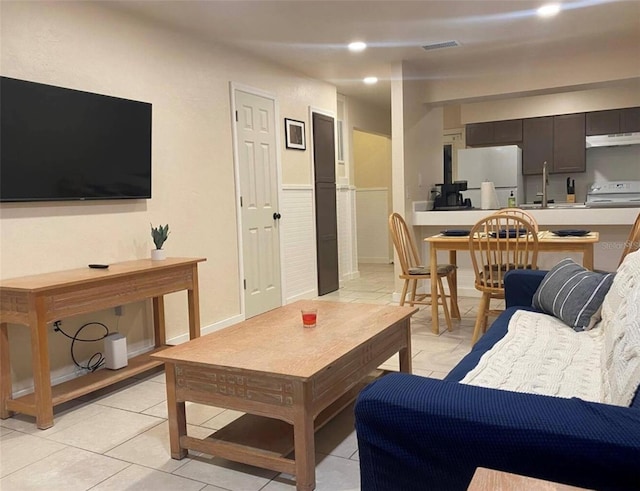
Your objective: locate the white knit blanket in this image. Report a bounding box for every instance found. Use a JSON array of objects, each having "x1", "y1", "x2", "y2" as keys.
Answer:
[
  {"x1": 460, "y1": 310, "x2": 603, "y2": 402},
  {"x1": 600, "y1": 250, "x2": 640, "y2": 406}
]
